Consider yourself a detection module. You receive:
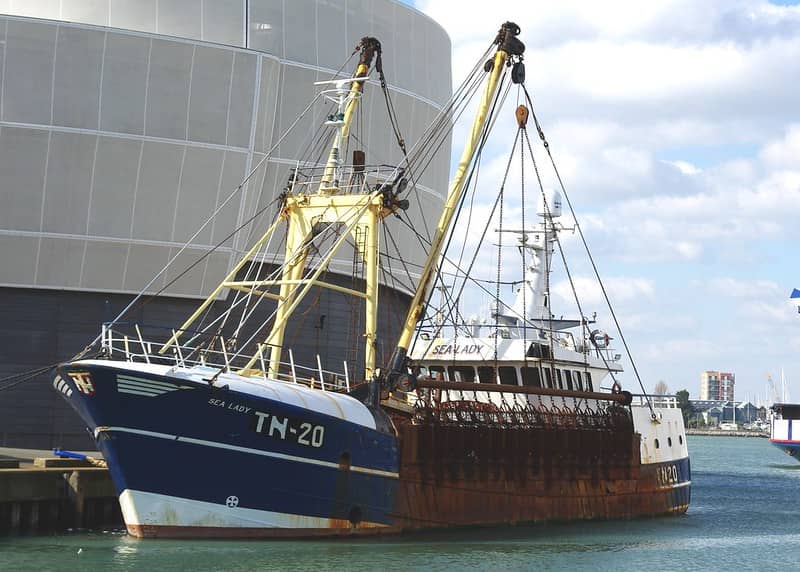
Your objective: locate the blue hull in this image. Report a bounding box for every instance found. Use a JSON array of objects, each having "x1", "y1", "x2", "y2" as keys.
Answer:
[
  {"x1": 54, "y1": 361, "x2": 691, "y2": 537},
  {"x1": 55, "y1": 362, "x2": 399, "y2": 536},
  {"x1": 770, "y1": 440, "x2": 800, "y2": 460}
]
